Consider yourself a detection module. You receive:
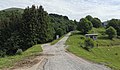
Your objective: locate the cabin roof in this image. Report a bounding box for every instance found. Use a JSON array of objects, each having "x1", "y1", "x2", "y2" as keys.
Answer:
[{"x1": 85, "y1": 34, "x2": 98, "y2": 36}]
